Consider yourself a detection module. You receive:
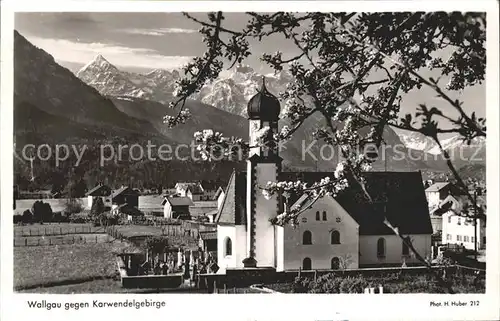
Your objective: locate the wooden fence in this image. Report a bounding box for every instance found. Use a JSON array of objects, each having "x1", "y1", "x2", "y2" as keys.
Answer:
[
  {"x1": 14, "y1": 225, "x2": 104, "y2": 237},
  {"x1": 14, "y1": 234, "x2": 114, "y2": 247}
]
